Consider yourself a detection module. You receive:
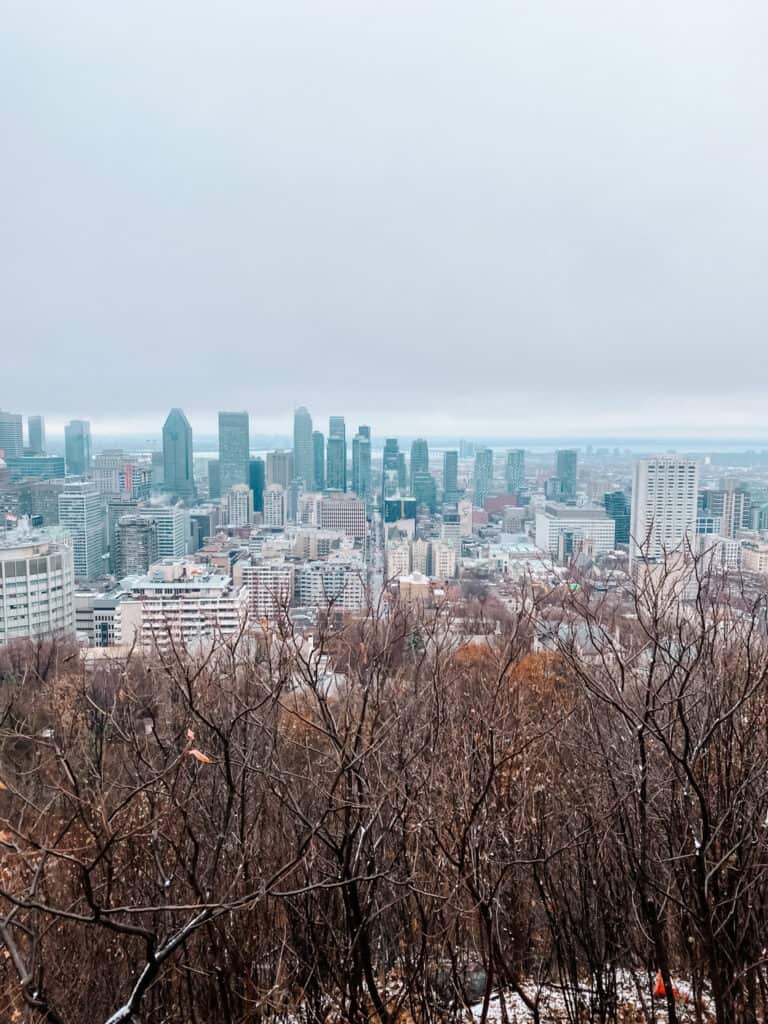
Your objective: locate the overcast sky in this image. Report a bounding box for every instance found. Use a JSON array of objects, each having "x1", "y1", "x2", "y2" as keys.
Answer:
[{"x1": 3, "y1": 1, "x2": 767, "y2": 439}]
